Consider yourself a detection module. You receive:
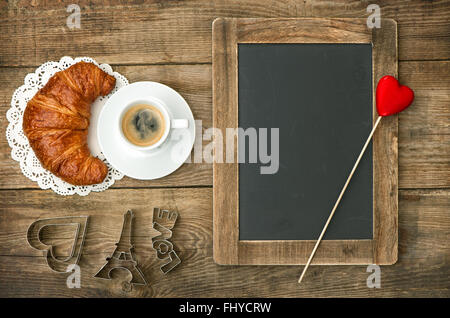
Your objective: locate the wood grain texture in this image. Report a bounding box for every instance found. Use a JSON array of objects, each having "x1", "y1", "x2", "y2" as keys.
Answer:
[
  {"x1": 0, "y1": 188, "x2": 213, "y2": 257},
  {"x1": 238, "y1": 240, "x2": 374, "y2": 265},
  {"x1": 371, "y1": 19, "x2": 398, "y2": 265},
  {"x1": 2, "y1": 62, "x2": 449, "y2": 189},
  {"x1": 213, "y1": 17, "x2": 398, "y2": 265},
  {"x1": 399, "y1": 61, "x2": 450, "y2": 189},
  {"x1": 212, "y1": 18, "x2": 239, "y2": 264},
  {"x1": 0, "y1": 0, "x2": 449, "y2": 66},
  {"x1": 236, "y1": 17, "x2": 372, "y2": 43},
  {"x1": 0, "y1": 188, "x2": 448, "y2": 297},
  {"x1": 0, "y1": 0, "x2": 448, "y2": 298},
  {"x1": 0, "y1": 64, "x2": 212, "y2": 189}
]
